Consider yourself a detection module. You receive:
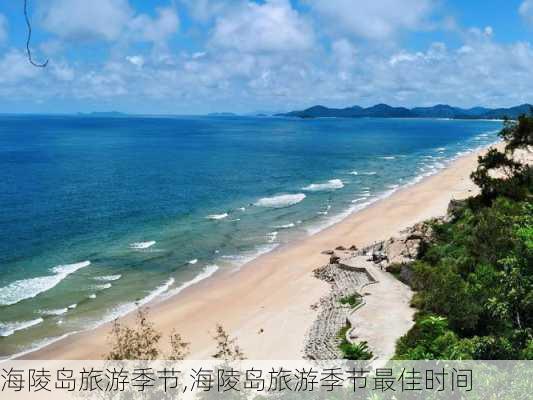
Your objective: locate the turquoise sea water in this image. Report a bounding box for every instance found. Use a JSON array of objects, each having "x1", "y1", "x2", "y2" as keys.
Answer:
[{"x1": 0, "y1": 115, "x2": 502, "y2": 358}]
